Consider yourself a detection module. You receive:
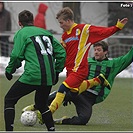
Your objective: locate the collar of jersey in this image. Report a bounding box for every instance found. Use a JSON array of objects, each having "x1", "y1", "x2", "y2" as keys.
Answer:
[{"x1": 67, "y1": 23, "x2": 77, "y2": 35}]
